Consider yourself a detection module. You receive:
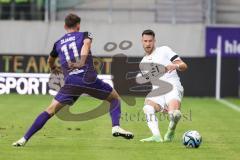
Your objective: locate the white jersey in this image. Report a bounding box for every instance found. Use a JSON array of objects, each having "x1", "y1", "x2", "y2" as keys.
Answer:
[{"x1": 140, "y1": 46, "x2": 183, "y2": 91}]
